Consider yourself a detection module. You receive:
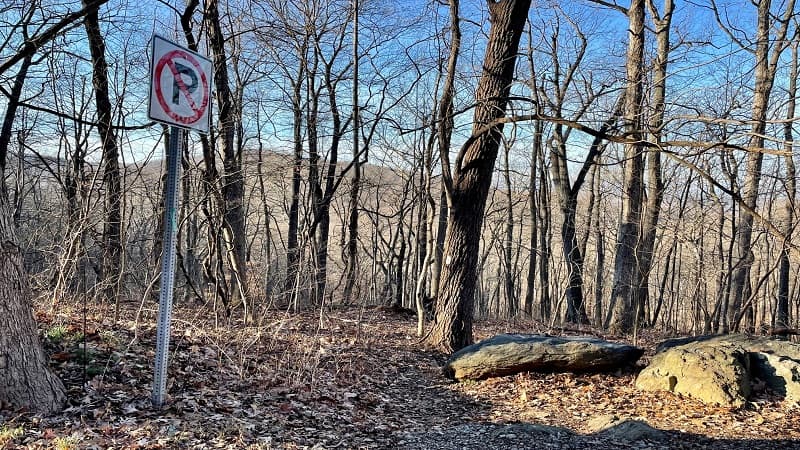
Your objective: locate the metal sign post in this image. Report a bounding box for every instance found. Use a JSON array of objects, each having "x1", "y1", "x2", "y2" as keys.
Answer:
[
  {"x1": 152, "y1": 126, "x2": 183, "y2": 408},
  {"x1": 147, "y1": 35, "x2": 212, "y2": 408}
]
